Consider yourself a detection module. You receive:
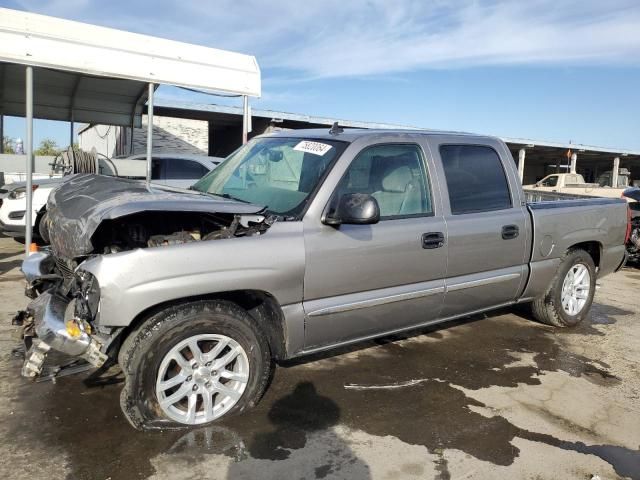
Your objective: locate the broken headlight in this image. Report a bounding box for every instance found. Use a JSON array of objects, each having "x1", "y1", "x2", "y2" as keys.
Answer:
[{"x1": 74, "y1": 270, "x2": 100, "y2": 321}]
